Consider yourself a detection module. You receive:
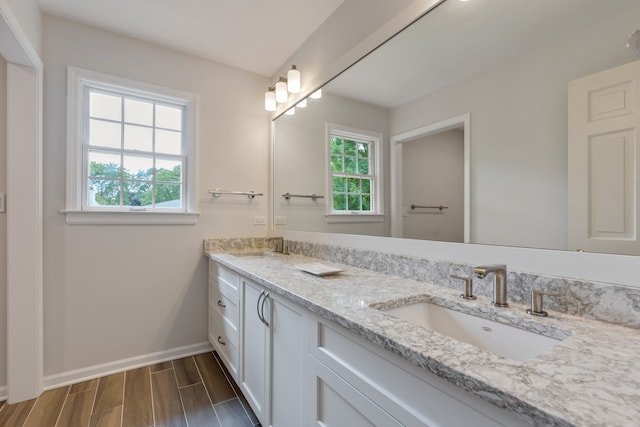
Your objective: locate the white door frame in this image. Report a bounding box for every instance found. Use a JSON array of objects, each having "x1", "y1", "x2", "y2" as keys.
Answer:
[
  {"x1": 390, "y1": 113, "x2": 470, "y2": 241},
  {"x1": 1, "y1": 1, "x2": 44, "y2": 403}
]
